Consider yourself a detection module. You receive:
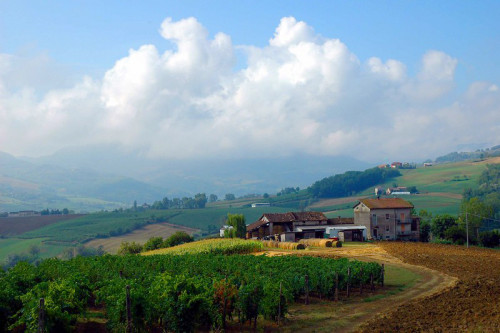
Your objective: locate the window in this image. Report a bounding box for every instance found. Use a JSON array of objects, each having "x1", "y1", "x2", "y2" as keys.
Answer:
[
  {"x1": 386, "y1": 226, "x2": 390, "y2": 232},
  {"x1": 386, "y1": 214, "x2": 390, "y2": 220},
  {"x1": 372, "y1": 214, "x2": 377, "y2": 226},
  {"x1": 400, "y1": 213, "x2": 405, "y2": 222}
]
